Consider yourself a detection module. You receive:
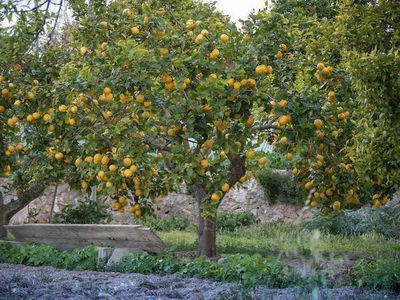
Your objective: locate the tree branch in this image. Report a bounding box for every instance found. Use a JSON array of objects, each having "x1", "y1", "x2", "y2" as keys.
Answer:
[
  {"x1": 3, "y1": 182, "x2": 47, "y2": 220},
  {"x1": 85, "y1": 127, "x2": 114, "y2": 147},
  {"x1": 83, "y1": 95, "x2": 110, "y2": 124},
  {"x1": 253, "y1": 124, "x2": 283, "y2": 131},
  {"x1": 45, "y1": 0, "x2": 63, "y2": 46},
  {"x1": 226, "y1": 154, "x2": 246, "y2": 188},
  {"x1": 18, "y1": 0, "x2": 50, "y2": 13},
  {"x1": 143, "y1": 136, "x2": 170, "y2": 152},
  {"x1": 252, "y1": 116, "x2": 283, "y2": 131}
]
